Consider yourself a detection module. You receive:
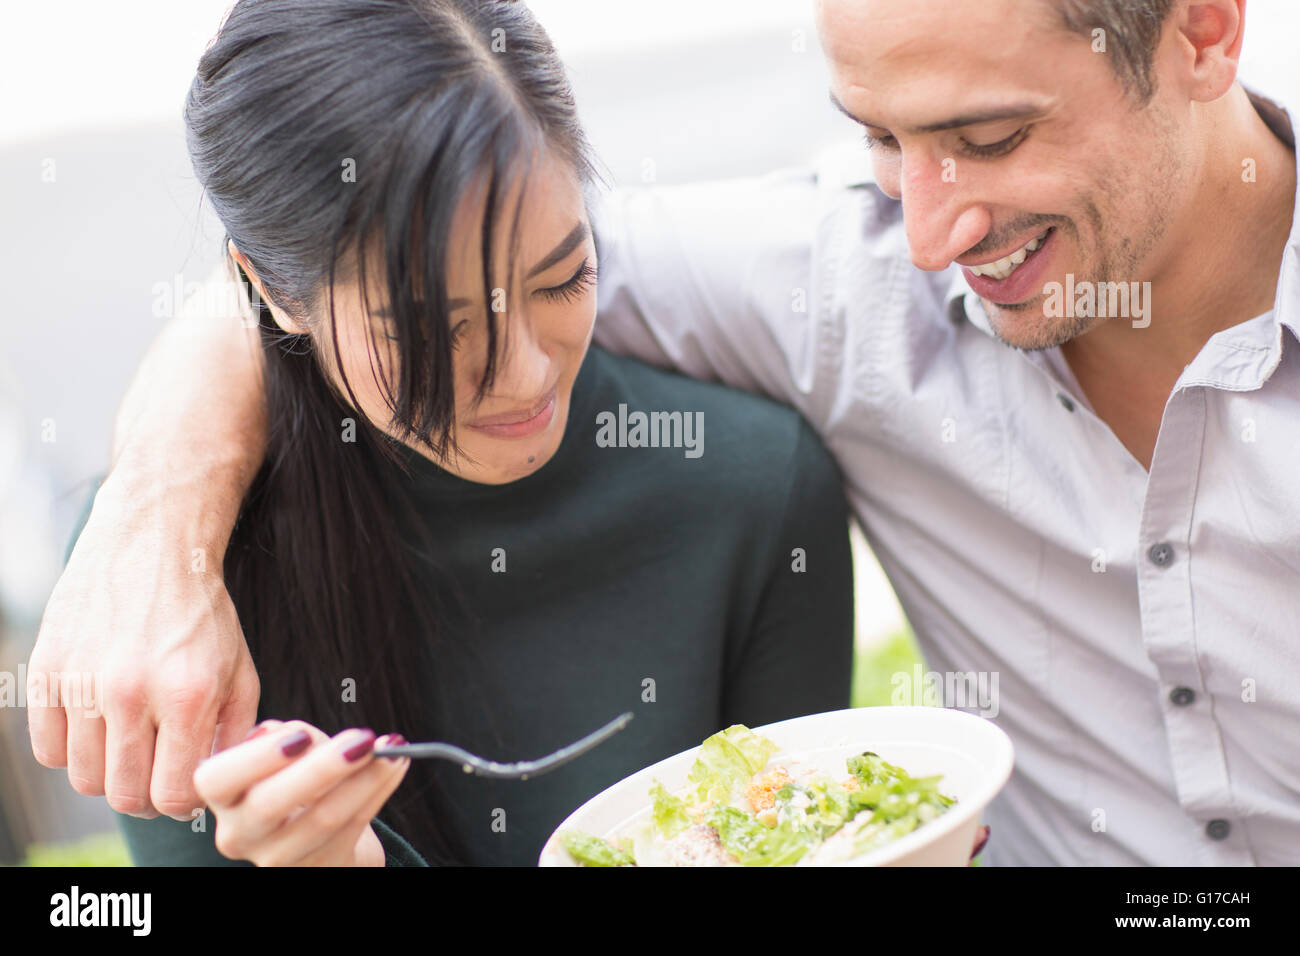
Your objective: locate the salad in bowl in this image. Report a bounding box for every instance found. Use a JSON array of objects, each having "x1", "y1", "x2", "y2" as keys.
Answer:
[{"x1": 540, "y1": 706, "x2": 1014, "y2": 867}]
